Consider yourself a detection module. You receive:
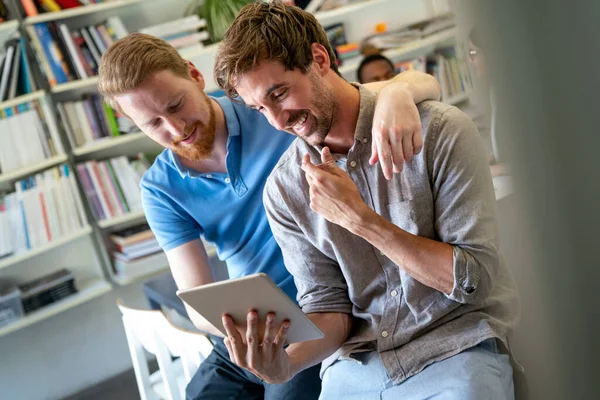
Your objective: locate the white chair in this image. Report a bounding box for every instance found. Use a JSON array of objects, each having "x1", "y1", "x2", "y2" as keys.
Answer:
[{"x1": 116, "y1": 300, "x2": 214, "y2": 400}]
